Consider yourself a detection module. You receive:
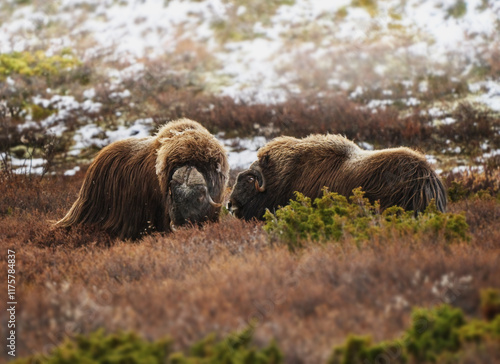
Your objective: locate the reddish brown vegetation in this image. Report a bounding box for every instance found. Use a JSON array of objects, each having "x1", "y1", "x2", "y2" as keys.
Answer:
[
  {"x1": 132, "y1": 95, "x2": 500, "y2": 155},
  {"x1": 146, "y1": 93, "x2": 434, "y2": 146},
  {"x1": 3, "y1": 90, "x2": 499, "y2": 176},
  {"x1": 445, "y1": 167, "x2": 500, "y2": 202},
  {"x1": 1, "y1": 171, "x2": 499, "y2": 363}
]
